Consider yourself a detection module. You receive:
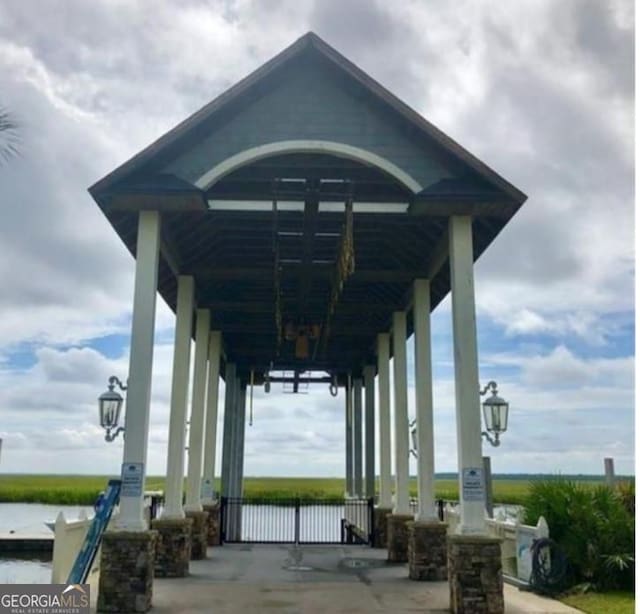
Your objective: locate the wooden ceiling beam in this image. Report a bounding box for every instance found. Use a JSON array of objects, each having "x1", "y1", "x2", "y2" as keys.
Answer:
[
  {"x1": 192, "y1": 265, "x2": 421, "y2": 283},
  {"x1": 202, "y1": 300, "x2": 401, "y2": 314}
]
